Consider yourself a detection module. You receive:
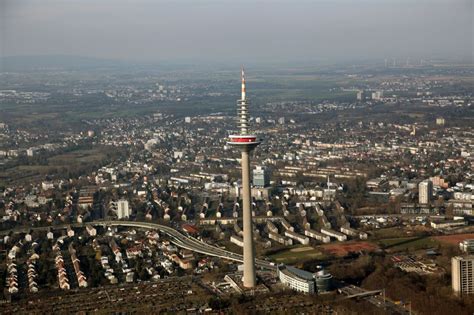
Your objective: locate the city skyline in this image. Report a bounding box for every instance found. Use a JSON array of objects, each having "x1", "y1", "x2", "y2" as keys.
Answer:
[{"x1": 0, "y1": 57, "x2": 472, "y2": 314}]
